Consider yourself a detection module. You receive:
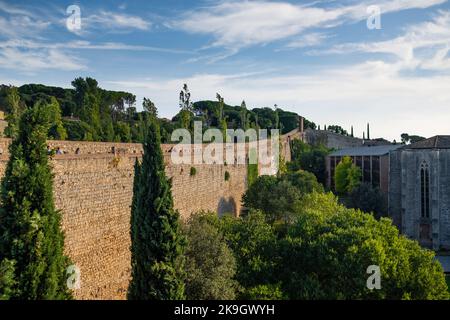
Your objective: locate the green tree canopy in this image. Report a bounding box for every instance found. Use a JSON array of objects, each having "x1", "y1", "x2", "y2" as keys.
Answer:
[
  {"x1": 47, "y1": 97, "x2": 67, "y2": 140},
  {"x1": 114, "y1": 121, "x2": 132, "y2": 142},
  {"x1": 243, "y1": 175, "x2": 300, "y2": 224},
  {"x1": 279, "y1": 192, "x2": 449, "y2": 299},
  {"x1": 284, "y1": 169, "x2": 324, "y2": 195},
  {"x1": 219, "y1": 211, "x2": 278, "y2": 299},
  {"x1": 345, "y1": 182, "x2": 387, "y2": 219},
  {"x1": 289, "y1": 139, "x2": 330, "y2": 185},
  {"x1": 2, "y1": 79, "x2": 319, "y2": 143},
  {"x1": 334, "y1": 156, "x2": 362, "y2": 194},
  {"x1": 143, "y1": 98, "x2": 158, "y2": 117},
  {"x1": 243, "y1": 170, "x2": 323, "y2": 224},
  {"x1": 183, "y1": 212, "x2": 237, "y2": 300},
  {"x1": 401, "y1": 133, "x2": 426, "y2": 144}
]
